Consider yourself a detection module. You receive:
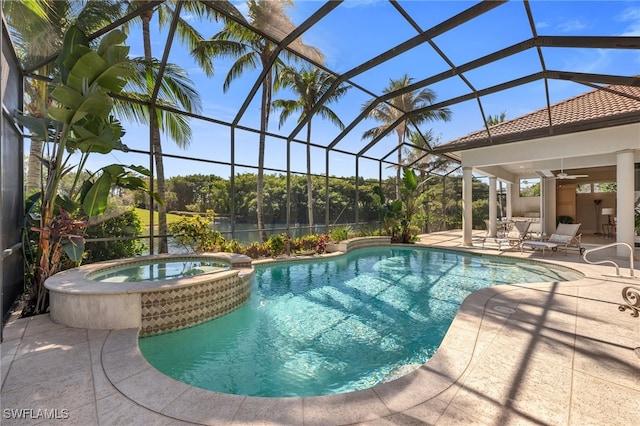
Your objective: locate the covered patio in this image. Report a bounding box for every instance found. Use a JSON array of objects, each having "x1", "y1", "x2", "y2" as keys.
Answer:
[{"x1": 433, "y1": 83, "x2": 640, "y2": 258}]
